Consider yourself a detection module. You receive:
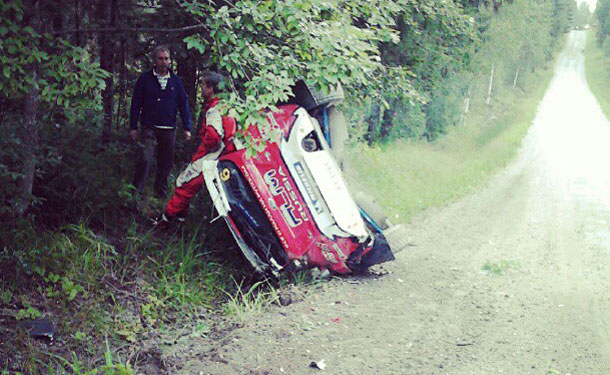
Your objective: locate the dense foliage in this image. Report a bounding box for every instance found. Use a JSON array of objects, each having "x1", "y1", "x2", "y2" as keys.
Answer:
[
  {"x1": 596, "y1": 0, "x2": 610, "y2": 56},
  {"x1": 0, "y1": 0, "x2": 576, "y2": 218},
  {"x1": 574, "y1": 1, "x2": 593, "y2": 28}
]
